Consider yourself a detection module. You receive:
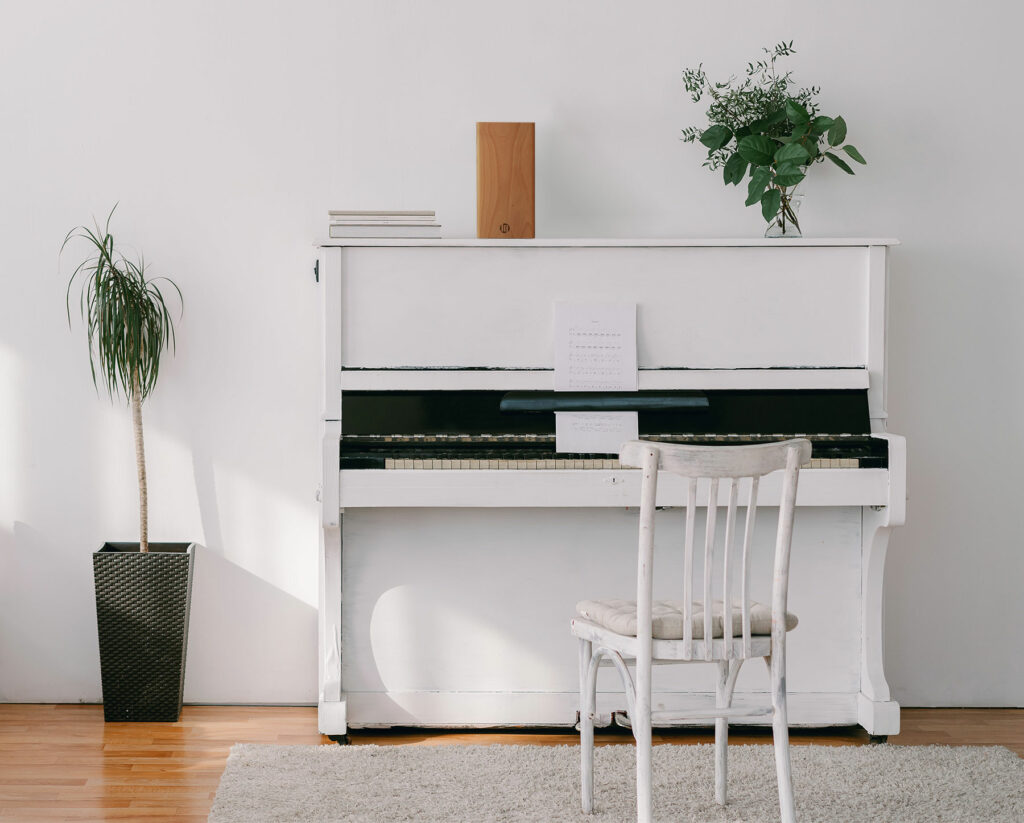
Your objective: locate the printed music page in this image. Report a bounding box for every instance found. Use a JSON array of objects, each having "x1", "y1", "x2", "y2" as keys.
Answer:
[
  {"x1": 554, "y1": 302, "x2": 639, "y2": 453},
  {"x1": 555, "y1": 411, "x2": 639, "y2": 454},
  {"x1": 553, "y1": 302, "x2": 638, "y2": 391}
]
